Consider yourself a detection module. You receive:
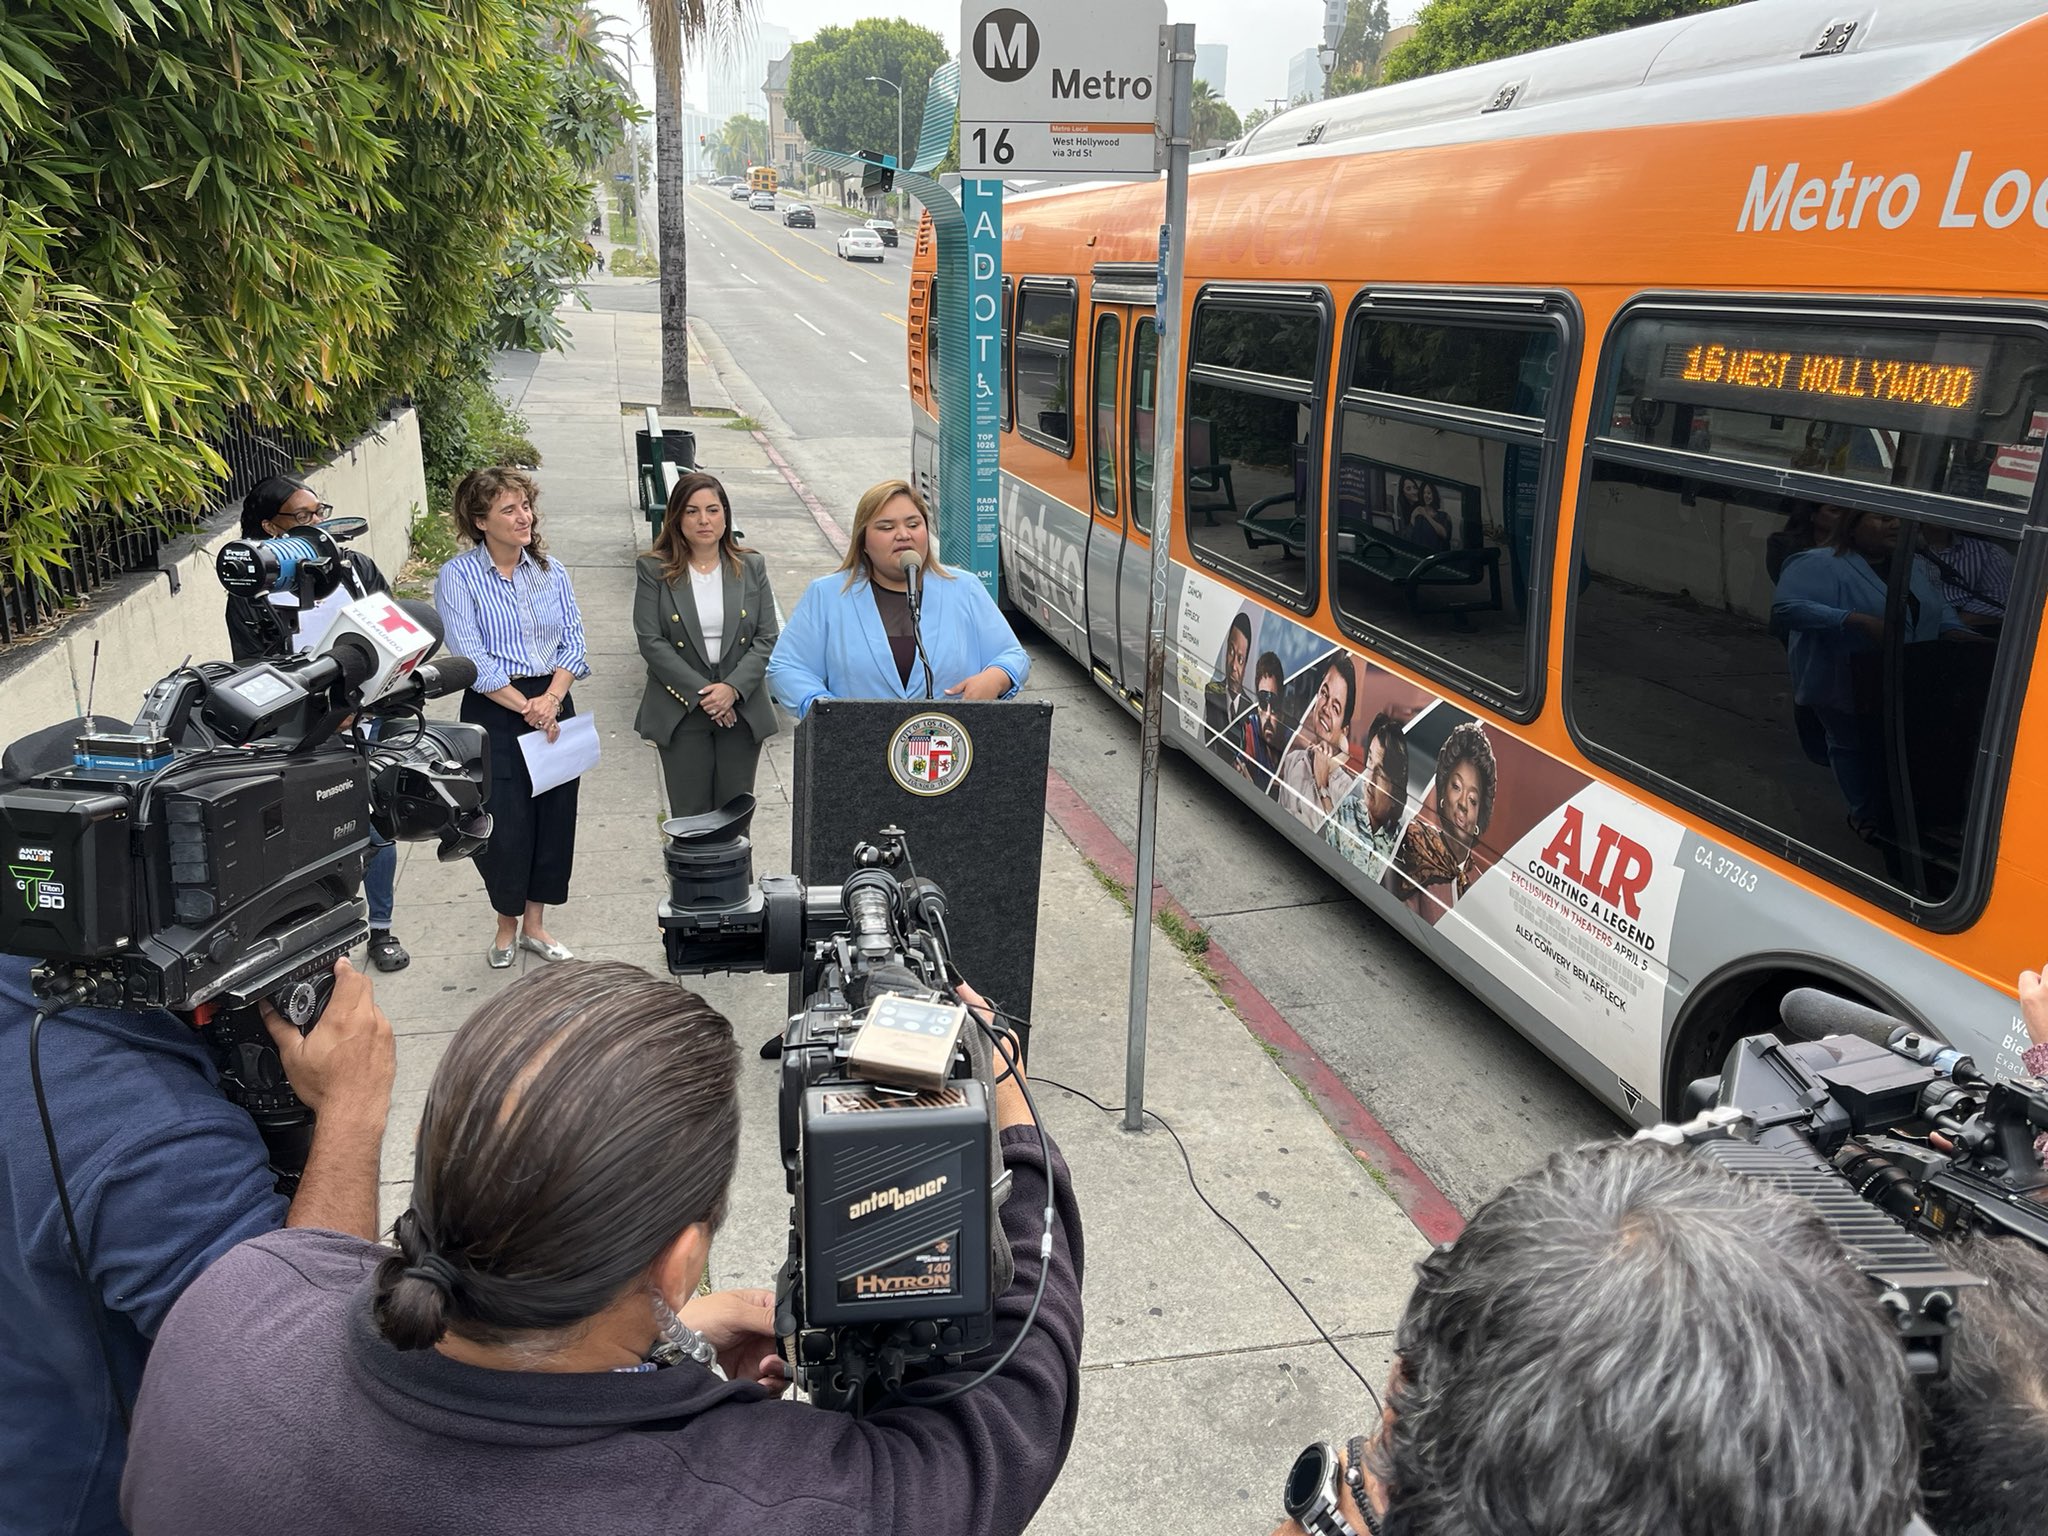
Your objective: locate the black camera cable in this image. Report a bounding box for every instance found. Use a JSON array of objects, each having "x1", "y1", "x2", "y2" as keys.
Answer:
[
  {"x1": 944, "y1": 995, "x2": 1386, "y2": 1420},
  {"x1": 29, "y1": 1003, "x2": 133, "y2": 1432}
]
